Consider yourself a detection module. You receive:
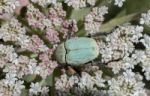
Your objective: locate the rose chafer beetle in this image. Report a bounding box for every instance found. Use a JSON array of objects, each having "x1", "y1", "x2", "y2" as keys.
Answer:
[{"x1": 55, "y1": 37, "x2": 99, "y2": 66}]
